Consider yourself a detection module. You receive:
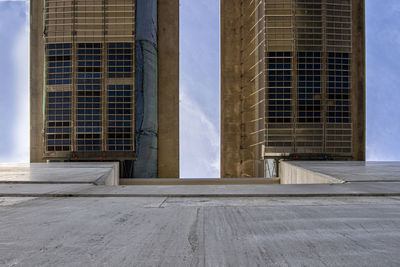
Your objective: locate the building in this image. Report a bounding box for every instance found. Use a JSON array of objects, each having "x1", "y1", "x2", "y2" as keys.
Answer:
[
  {"x1": 221, "y1": 0, "x2": 365, "y2": 178},
  {"x1": 30, "y1": 0, "x2": 179, "y2": 178}
]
